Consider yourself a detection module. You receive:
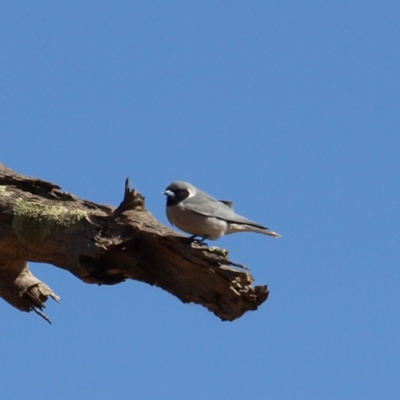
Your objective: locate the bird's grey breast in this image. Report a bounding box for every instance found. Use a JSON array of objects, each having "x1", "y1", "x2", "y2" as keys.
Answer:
[{"x1": 166, "y1": 202, "x2": 227, "y2": 239}]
